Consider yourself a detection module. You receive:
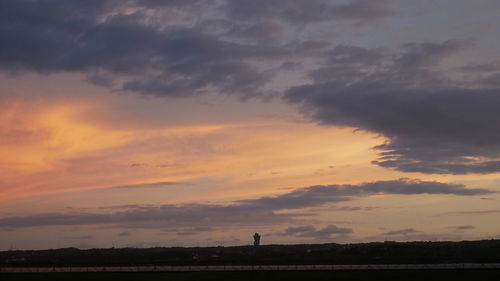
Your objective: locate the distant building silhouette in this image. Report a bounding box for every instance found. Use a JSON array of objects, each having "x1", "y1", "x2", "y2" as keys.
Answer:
[{"x1": 253, "y1": 233, "x2": 261, "y2": 246}]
